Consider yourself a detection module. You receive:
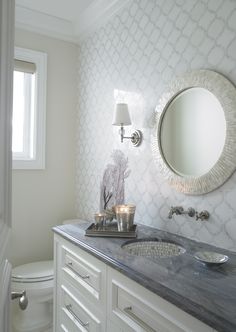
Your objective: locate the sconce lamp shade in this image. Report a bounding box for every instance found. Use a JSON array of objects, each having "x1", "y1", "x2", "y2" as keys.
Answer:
[{"x1": 112, "y1": 103, "x2": 132, "y2": 126}]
